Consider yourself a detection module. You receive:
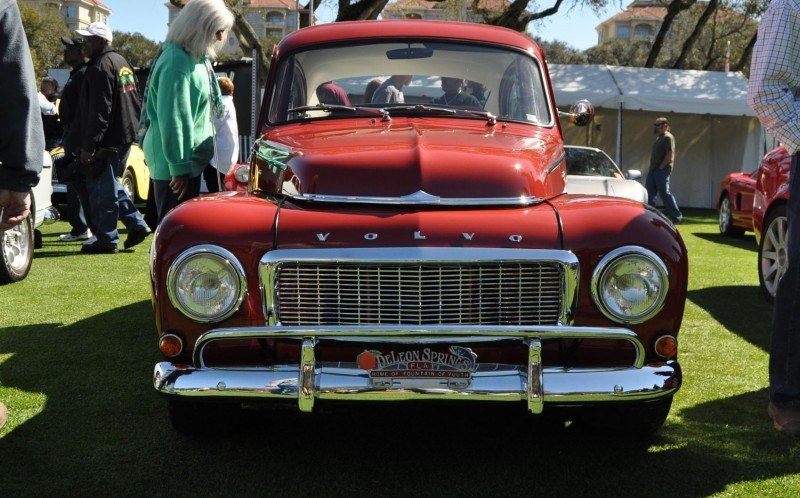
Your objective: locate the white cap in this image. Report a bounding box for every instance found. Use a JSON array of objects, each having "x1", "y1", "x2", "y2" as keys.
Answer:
[{"x1": 75, "y1": 22, "x2": 112, "y2": 44}]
